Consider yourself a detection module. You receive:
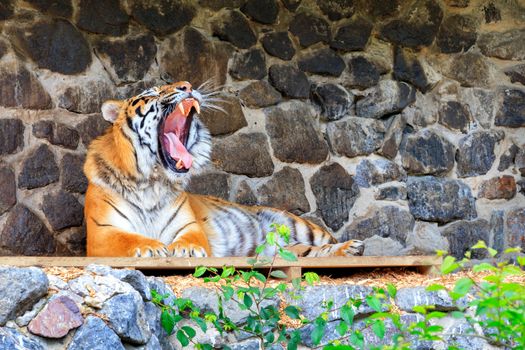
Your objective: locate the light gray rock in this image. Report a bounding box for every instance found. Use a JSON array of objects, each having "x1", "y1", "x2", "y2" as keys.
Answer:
[
  {"x1": 68, "y1": 274, "x2": 135, "y2": 308},
  {"x1": 362, "y1": 236, "x2": 405, "y2": 256},
  {"x1": 67, "y1": 316, "x2": 125, "y2": 350},
  {"x1": 356, "y1": 80, "x2": 416, "y2": 119},
  {"x1": 87, "y1": 265, "x2": 151, "y2": 301},
  {"x1": 0, "y1": 327, "x2": 44, "y2": 350},
  {"x1": 478, "y1": 28, "x2": 525, "y2": 61},
  {"x1": 401, "y1": 129, "x2": 455, "y2": 176},
  {"x1": 100, "y1": 292, "x2": 151, "y2": 345},
  {"x1": 0, "y1": 267, "x2": 48, "y2": 326},
  {"x1": 378, "y1": 114, "x2": 405, "y2": 159},
  {"x1": 442, "y1": 219, "x2": 490, "y2": 259},
  {"x1": 374, "y1": 184, "x2": 407, "y2": 201},
  {"x1": 395, "y1": 287, "x2": 467, "y2": 312},
  {"x1": 406, "y1": 221, "x2": 449, "y2": 255},
  {"x1": 327, "y1": 118, "x2": 385, "y2": 158},
  {"x1": 355, "y1": 158, "x2": 406, "y2": 188},
  {"x1": 459, "y1": 88, "x2": 496, "y2": 129}
]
